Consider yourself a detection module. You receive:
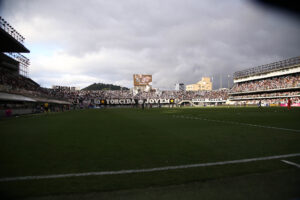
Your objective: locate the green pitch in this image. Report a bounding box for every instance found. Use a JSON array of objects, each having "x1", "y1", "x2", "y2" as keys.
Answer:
[{"x1": 0, "y1": 107, "x2": 300, "y2": 199}]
